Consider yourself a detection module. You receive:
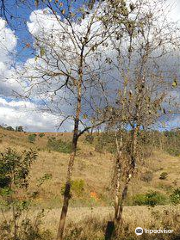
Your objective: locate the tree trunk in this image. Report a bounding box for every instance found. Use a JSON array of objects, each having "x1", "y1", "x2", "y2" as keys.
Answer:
[
  {"x1": 114, "y1": 135, "x2": 122, "y2": 220},
  {"x1": 114, "y1": 175, "x2": 131, "y2": 233},
  {"x1": 56, "y1": 151, "x2": 76, "y2": 240},
  {"x1": 56, "y1": 63, "x2": 83, "y2": 240},
  {"x1": 105, "y1": 134, "x2": 122, "y2": 240},
  {"x1": 114, "y1": 126, "x2": 139, "y2": 235}
]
